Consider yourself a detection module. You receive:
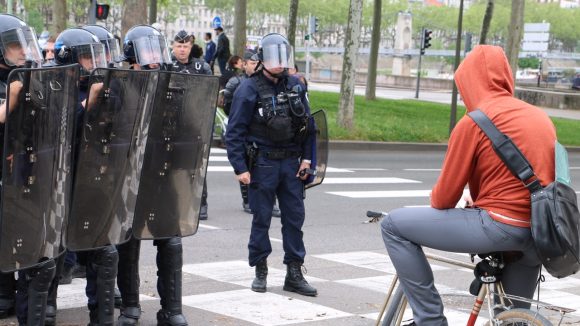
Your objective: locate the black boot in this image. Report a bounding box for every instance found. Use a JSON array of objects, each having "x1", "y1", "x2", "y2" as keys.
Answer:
[
  {"x1": 156, "y1": 238, "x2": 188, "y2": 326},
  {"x1": 251, "y1": 260, "x2": 268, "y2": 293},
  {"x1": 20, "y1": 260, "x2": 57, "y2": 326},
  {"x1": 117, "y1": 306, "x2": 141, "y2": 326},
  {"x1": 283, "y1": 262, "x2": 317, "y2": 297},
  {"x1": 89, "y1": 246, "x2": 118, "y2": 326},
  {"x1": 45, "y1": 255, "x2": 64, "y2": 326},
  {"x1": 117, "y1": 236, "x2": 141, "y2": 325},
  {"x1": 0, "y1": 272, "x2": 15, "y2": 319}
]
